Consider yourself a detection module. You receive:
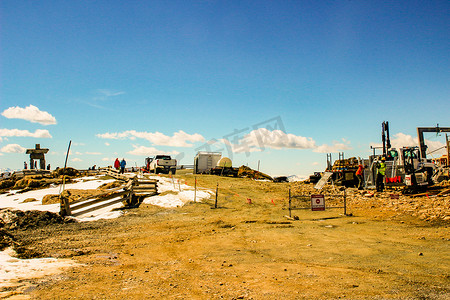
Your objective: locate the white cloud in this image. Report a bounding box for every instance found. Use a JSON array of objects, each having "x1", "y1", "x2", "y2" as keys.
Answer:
[
  {"x1": 226, "y1": 128, "x2": 316, "y2": 153},
  {"x1": 1, "y1": 105, "x2": 56, "y2": 125},
  {"x1": 312, "y1": 162, "x2": 319, "y2": 166},
  {"x1": 97, "y1": 89, "x2": 125, "y2": 97},
  {"x1": 1, "y1": 144, "x2": 26, "y2": 153},
  {"x1": 314, "y1": 139, "x2": 352, "y2": 153},
  {"x1": 127, "y1": 145, "x2": 180, "y2": 156},
  {"x1": 86, "y1": 152, "x2": 102, "y2": 155},
  {"x1": 370, "y1": 132, "x2": 447, "y2": 157},
  {"x1": 71, "y1": 158, "x2": 82, "y2": 162},
  {"x1": 0, "y1": 129, "x2": 52, "y2": 138},
  {"x1": 102, "y1": 157, "x2": 112, "y2": 161},
  {"x1": 370, "y1": 132, "x2": 416, "y2": 149},
  {"x1": 97, "y1": 130, "x2": 205, "y2": 147},
  {"x1": 212, "y1": 128, "x2": 353, "y2": 155},
  {"x1": 105, "y1": 142, "x2": 110, "y2": 146},
  {"x1": 75, "y1": 152, "x2": 83, "y2": 155},
  {"x1": 249, "y1": 128, "x2": 316, "y2": 150}
]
